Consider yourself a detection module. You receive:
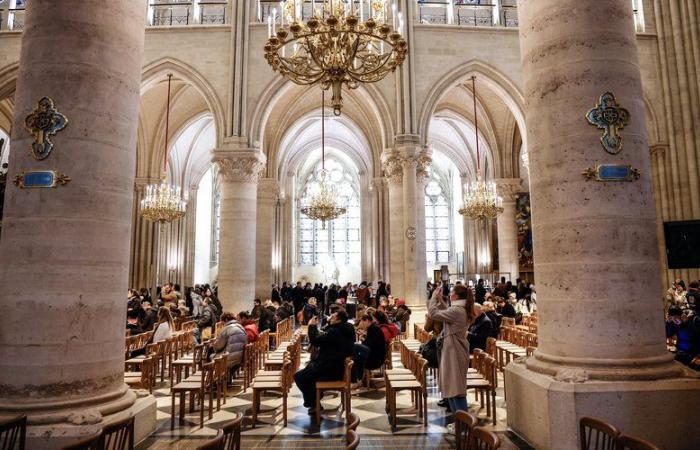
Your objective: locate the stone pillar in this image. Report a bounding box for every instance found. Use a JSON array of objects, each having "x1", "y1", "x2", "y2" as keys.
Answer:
[
  {"x1": 214, "y1": 149, "x2": 265, "y2": 313},
  {"x1": 255, "y1": 177, "x2": 279, "y2": 300},
  {"x1": 0, "y1": 1, "x2": 156, "y2": 447},
  {"x1": 506, "y1": 1, "x2": 700, "y2": 449},
  {"x1": 382, "y1": 150, "x2": 405, "y2": 299},
  {"x1": 495, "y1": 178, "x2": 521, "y2": 281}
]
